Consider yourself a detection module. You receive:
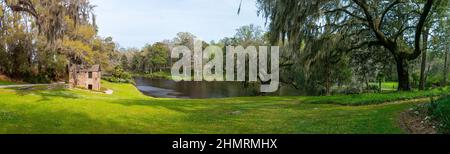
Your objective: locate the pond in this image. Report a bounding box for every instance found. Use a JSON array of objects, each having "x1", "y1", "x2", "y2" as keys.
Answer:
[{"x1": 134, "y1": 77, "x2": 301, "y2": 98}]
